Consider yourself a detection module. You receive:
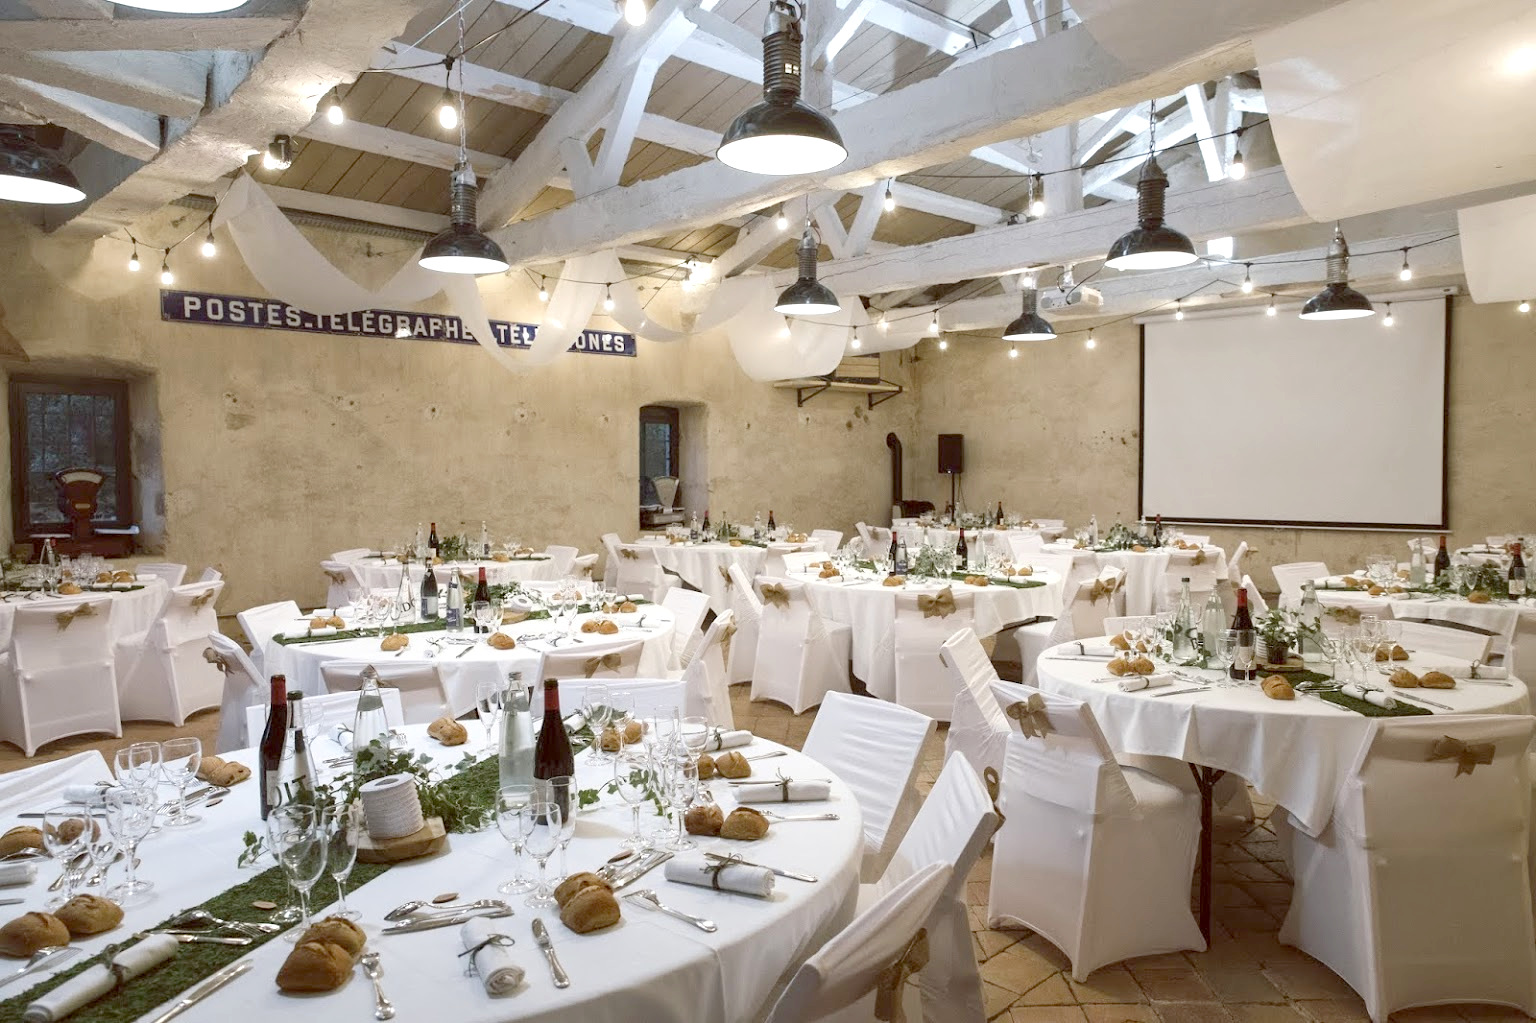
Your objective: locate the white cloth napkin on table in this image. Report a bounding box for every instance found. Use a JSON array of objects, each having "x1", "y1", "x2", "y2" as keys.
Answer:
[
  {"x1": 61, "y1": 783, "x2": 116, "y2": 806},
  {"x1": 1342, "y1": 683, "x2": 1395, "y2": 708},
  {"x1": 23, "y1": 934, "x2": 178, "y2": 1022},
  {"x1": 280, "y1": 625, "x2": 337, "y2": 639},
  {"x1": 733, "y1": 779, "x2": 832, "y2": 803},
  {"x1": 1413, "y1": 663, "x2": 1509, "y2": 680},
  {"x1": 460, "y1": 916, "x2": 523, "y2": 997},
  {"x1": 0, "y1": 862, "x2": 37, "y2": 887},
  {"x1": 1118, "y1": 673, "x2": 1175, "y2": 693},
  {"x1": 1073, "y1": 640, "x2": 1116, "y2": 657},
  {"x1": 664, "y1": 855, "x2": 774, "y2": 897},
  {"x1": 701, "y1": 729, "x2": 752, "y2": 752}
]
